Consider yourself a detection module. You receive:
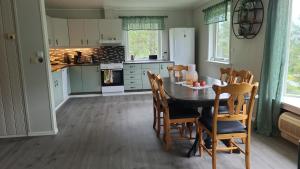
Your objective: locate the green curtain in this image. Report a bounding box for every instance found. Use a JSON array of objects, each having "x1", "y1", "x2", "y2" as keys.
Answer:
[
  {"x1": 255, "y1": 0, "x2": 291, "y2": 136},
  {"x1": 120, "y1": 16, "x2": 166, "y2": 31},
  {"x1": 203, "y1": 0, "x2": 229, "y2": 25}
]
